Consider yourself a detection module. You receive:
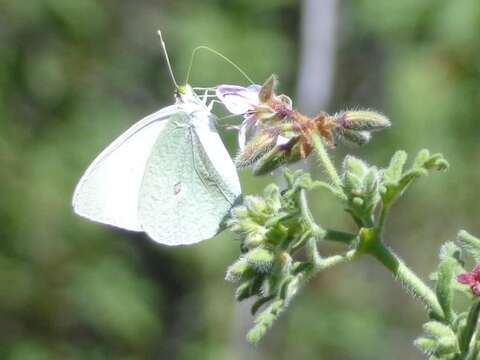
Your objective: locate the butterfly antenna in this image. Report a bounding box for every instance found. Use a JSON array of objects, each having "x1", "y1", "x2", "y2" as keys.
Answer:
[
  {"x1": 157, "y1": 30, "x2": 180, "y2": 90},
  {"x1": 185, "y1": 45, "x2": 254, "y2": 86}
]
